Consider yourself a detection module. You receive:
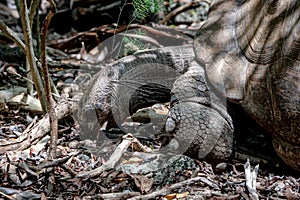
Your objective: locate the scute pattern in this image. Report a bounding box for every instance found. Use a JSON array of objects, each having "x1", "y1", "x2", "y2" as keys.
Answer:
[
  {"x1": 194, "y1": 0, "x2": 300, "y2": 170},
  {"x1": 80, "y1": 0, "x2": 300, "y2": 171}
]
